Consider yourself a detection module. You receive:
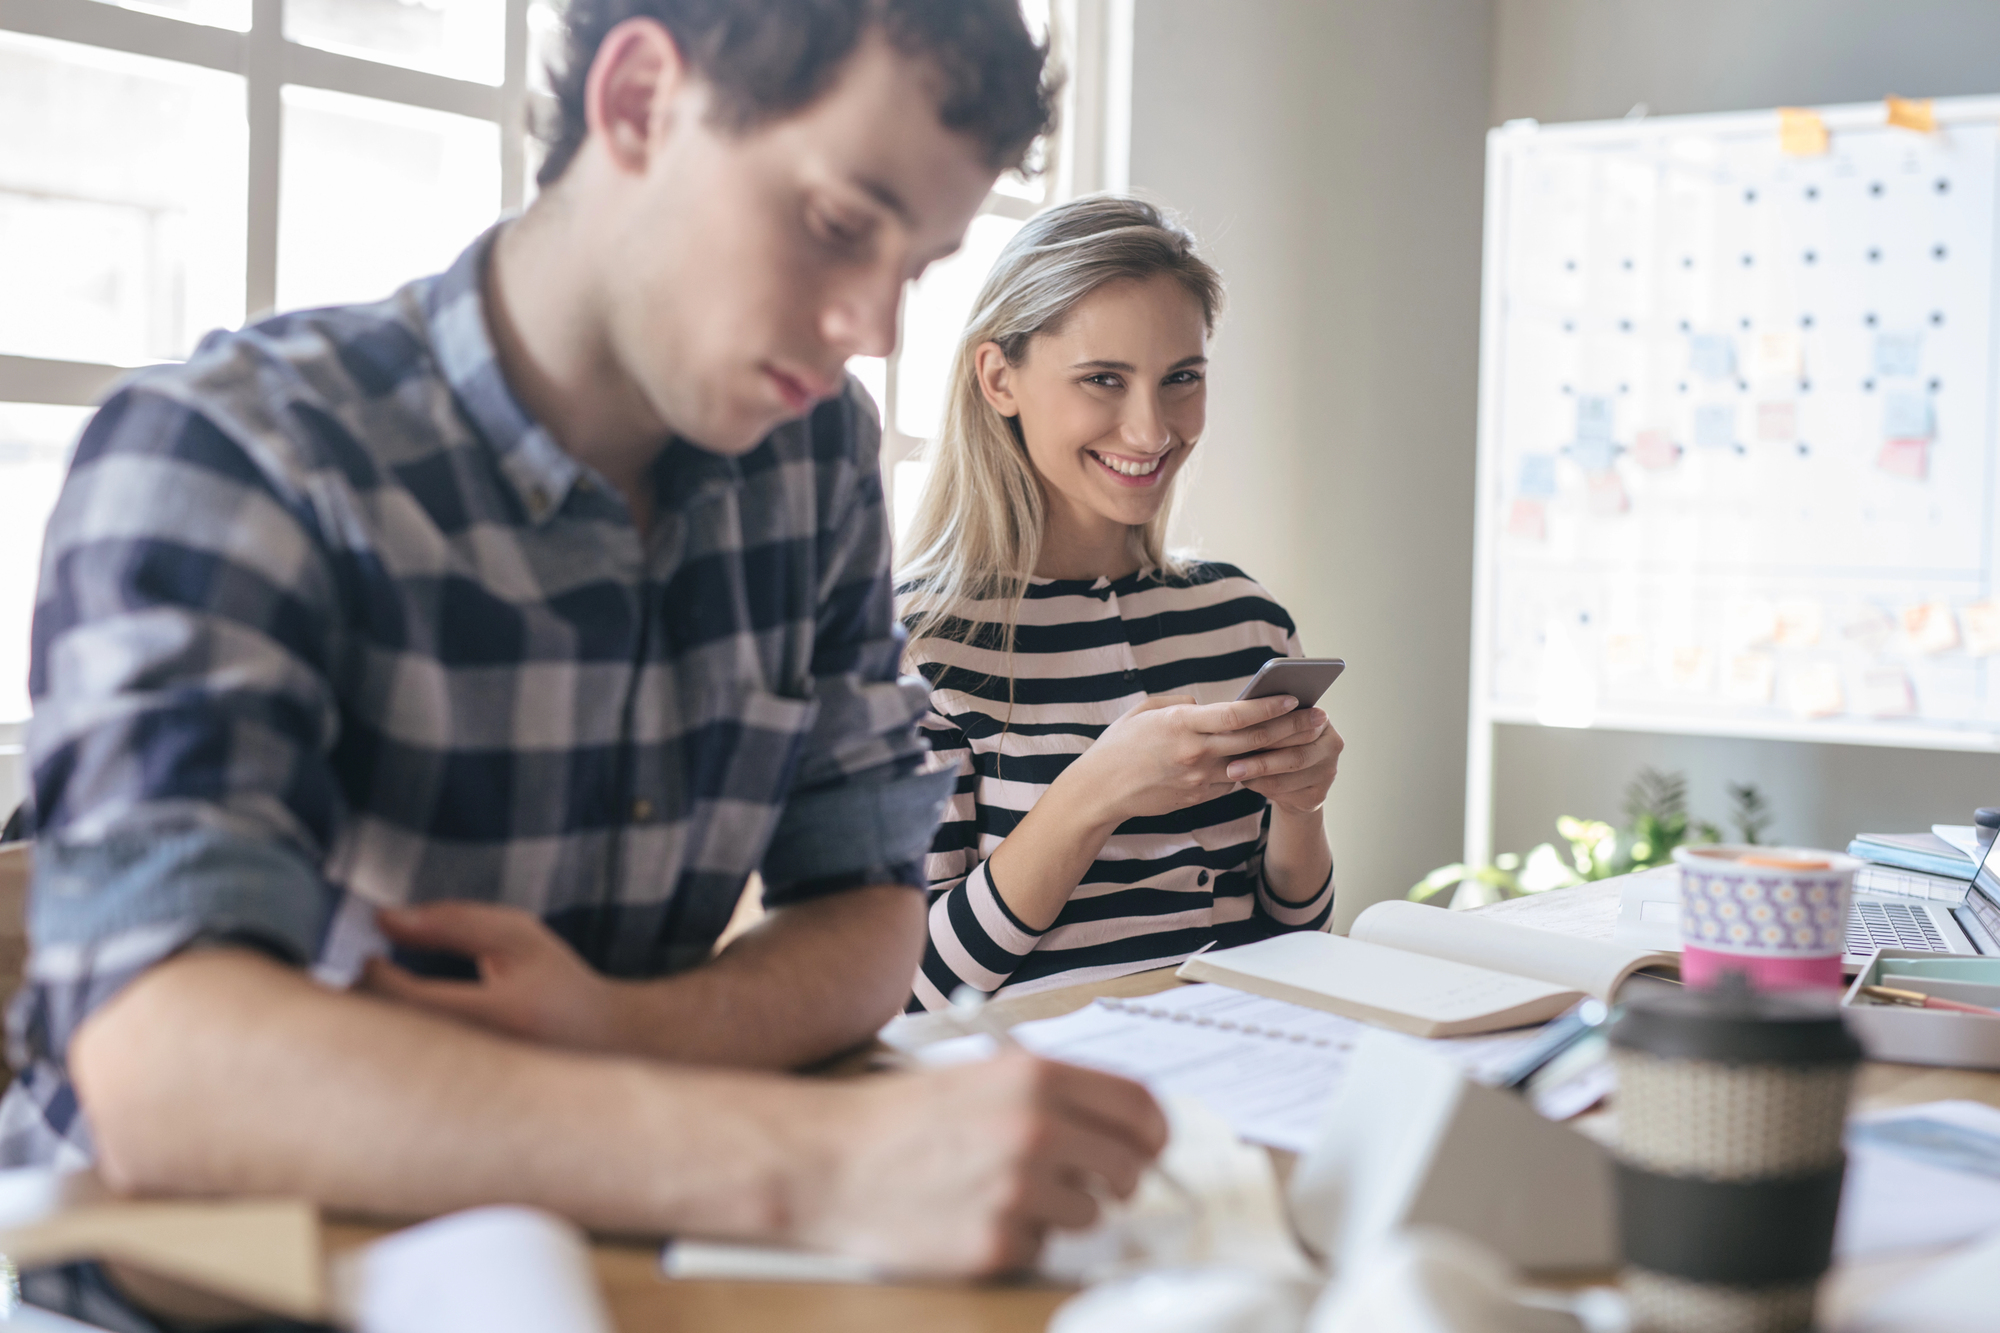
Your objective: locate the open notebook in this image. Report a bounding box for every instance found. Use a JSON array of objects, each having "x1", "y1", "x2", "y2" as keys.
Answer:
[{"x1": 1180, "y1": 899, "x2": 1676, "y2": 1037}]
